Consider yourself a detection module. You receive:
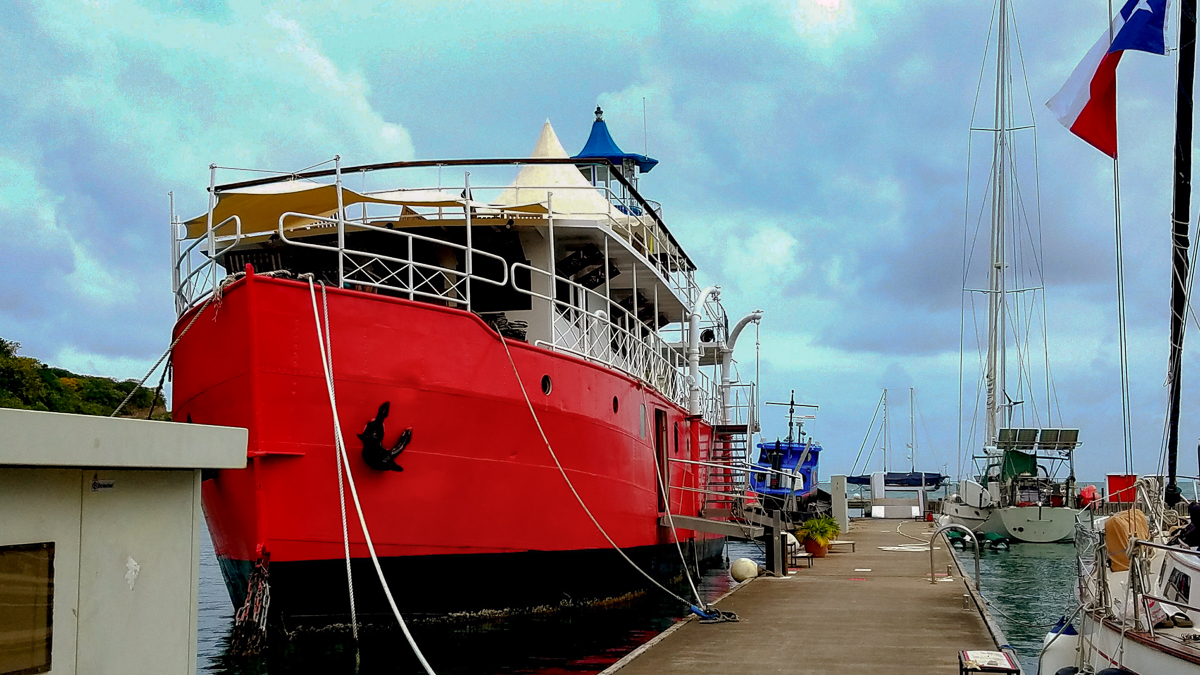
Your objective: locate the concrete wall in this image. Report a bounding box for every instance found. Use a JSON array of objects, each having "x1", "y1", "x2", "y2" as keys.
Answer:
[
  {"x1": 0, "y1": 408, "x2": 246, "y2": 469},
  {"x1": 1, "y1": 468, "x2": 204, "y2": 675},
  {"x1": 0, "y1": 409, "x2": 246, "y2": 675}
]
